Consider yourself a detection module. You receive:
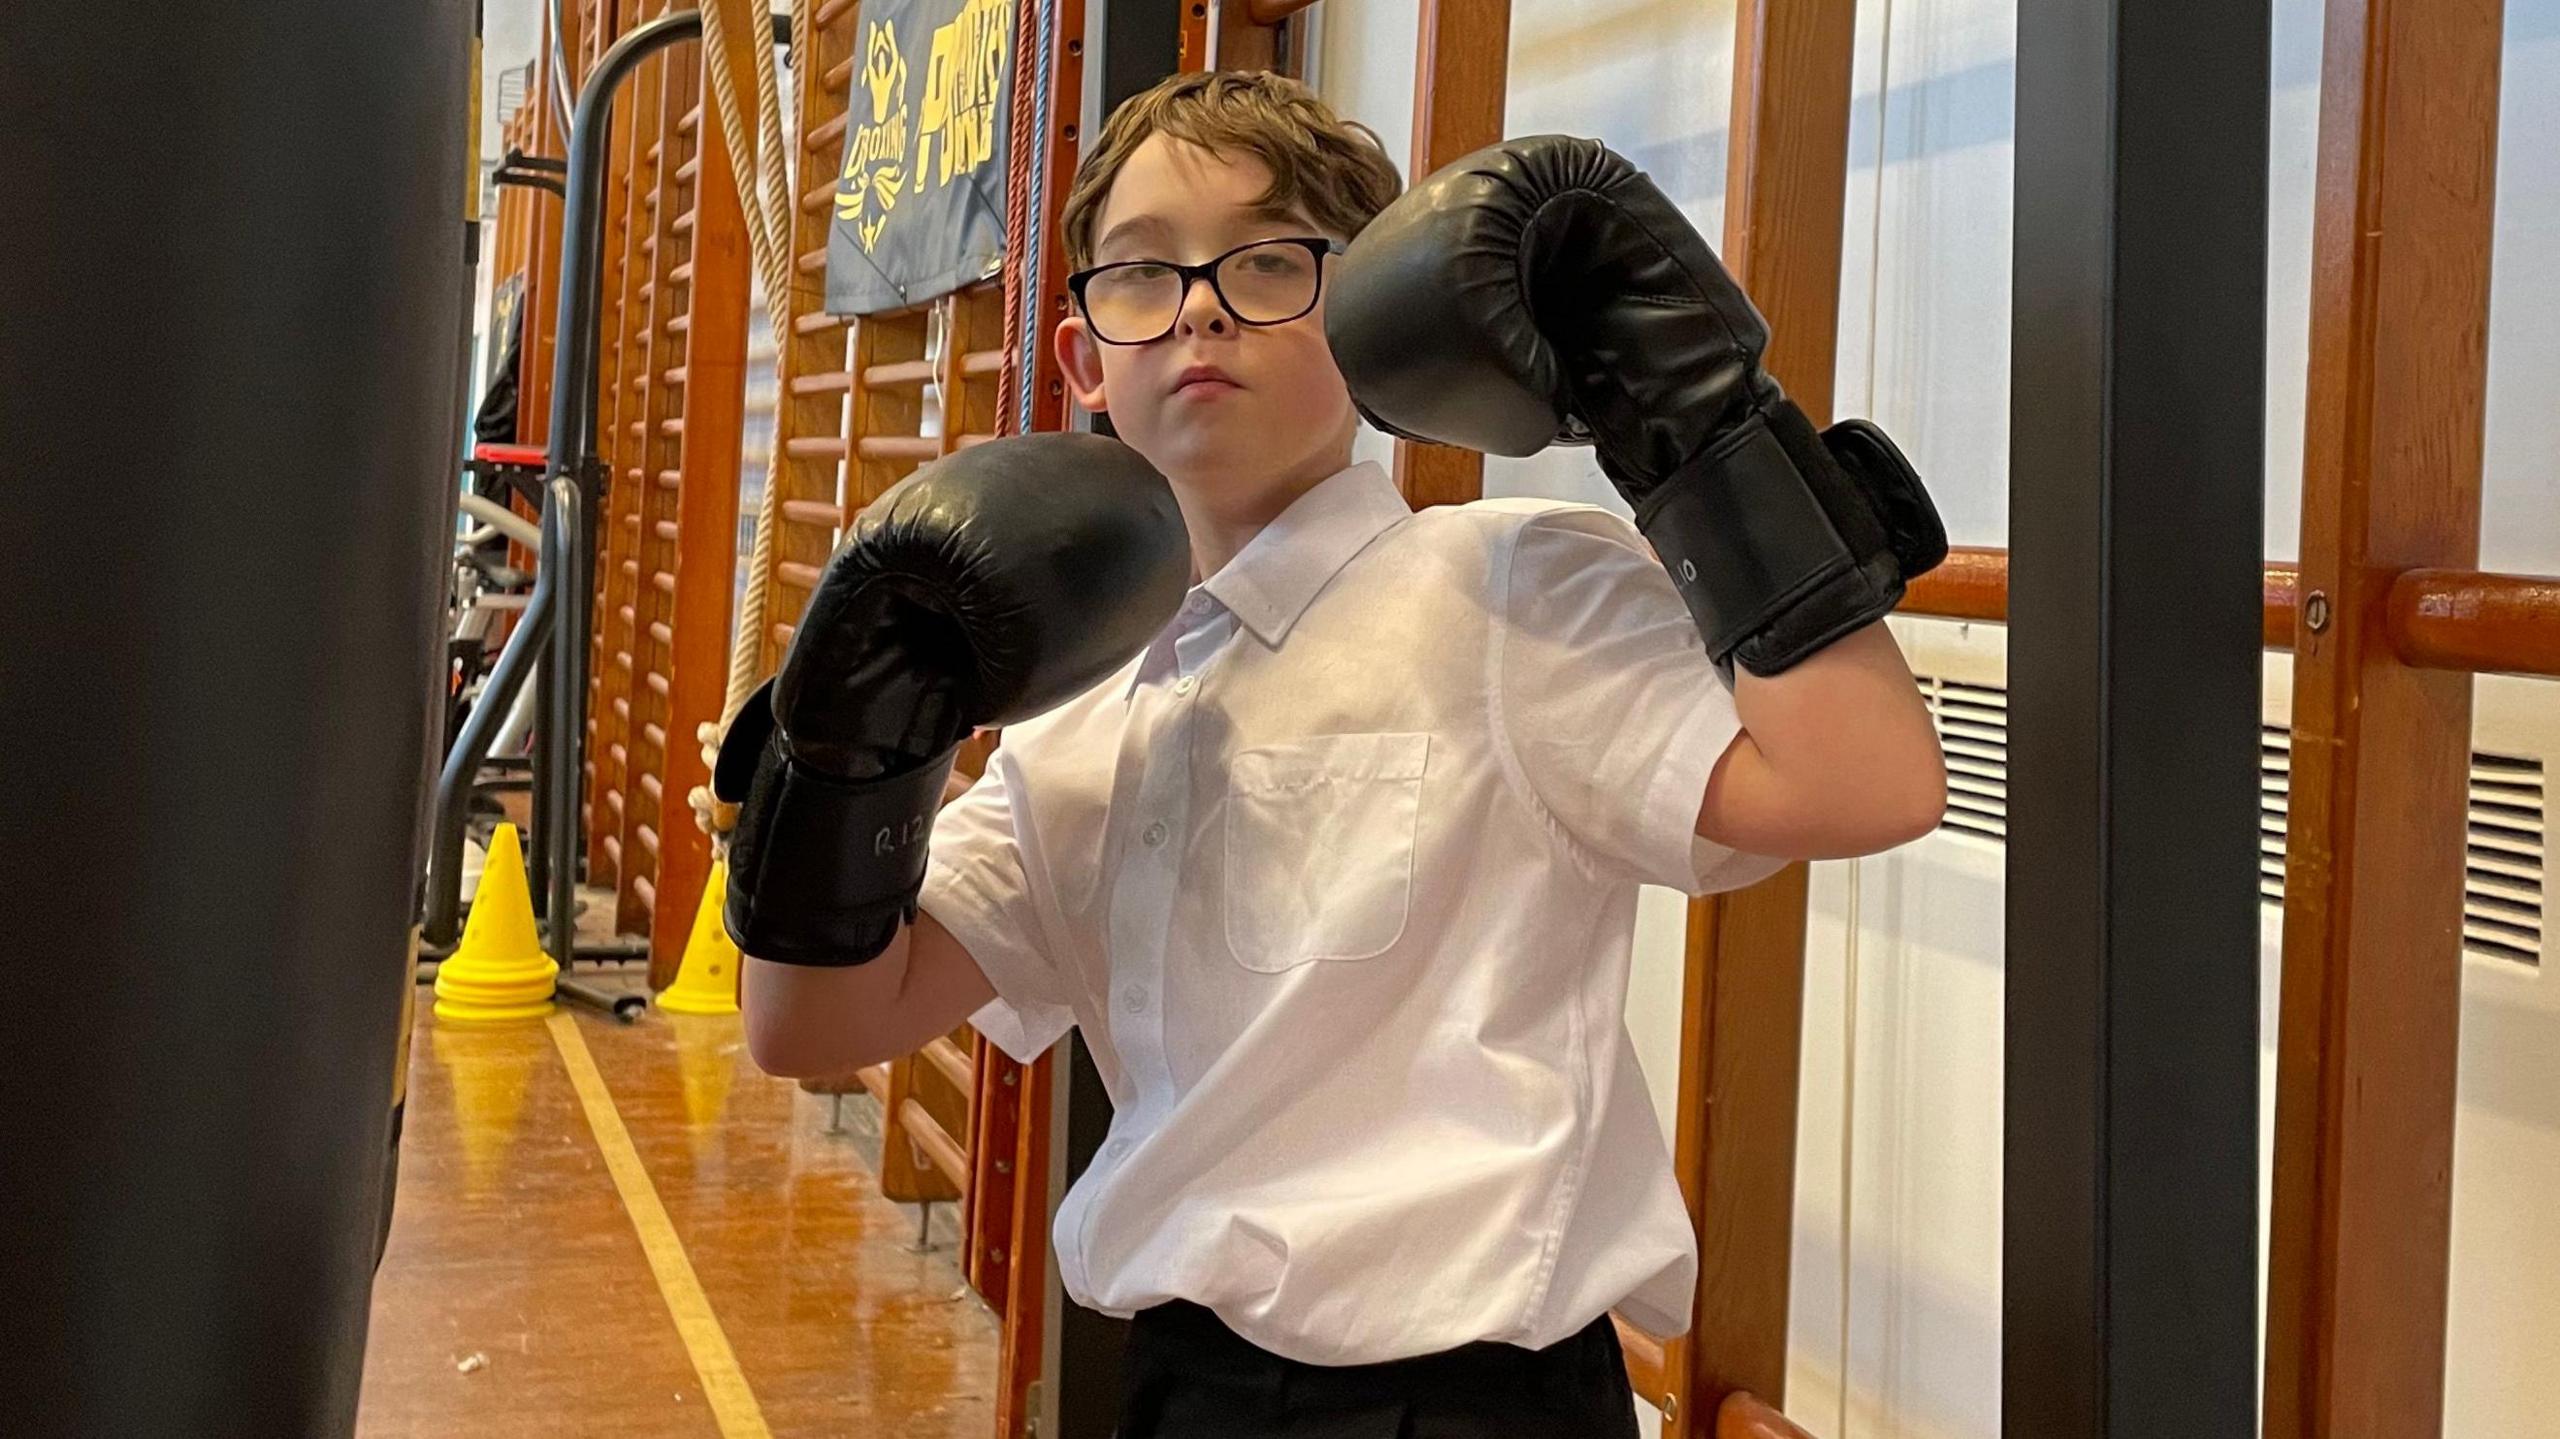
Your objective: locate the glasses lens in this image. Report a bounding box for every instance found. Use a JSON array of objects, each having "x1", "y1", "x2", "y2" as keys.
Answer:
[
  {"x1": 1084, "y1": 262, "x2": 1181, "y2": 343},
  {"x1": 1217, "y1": 241, "x2": 1321, "y2": 324}
]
